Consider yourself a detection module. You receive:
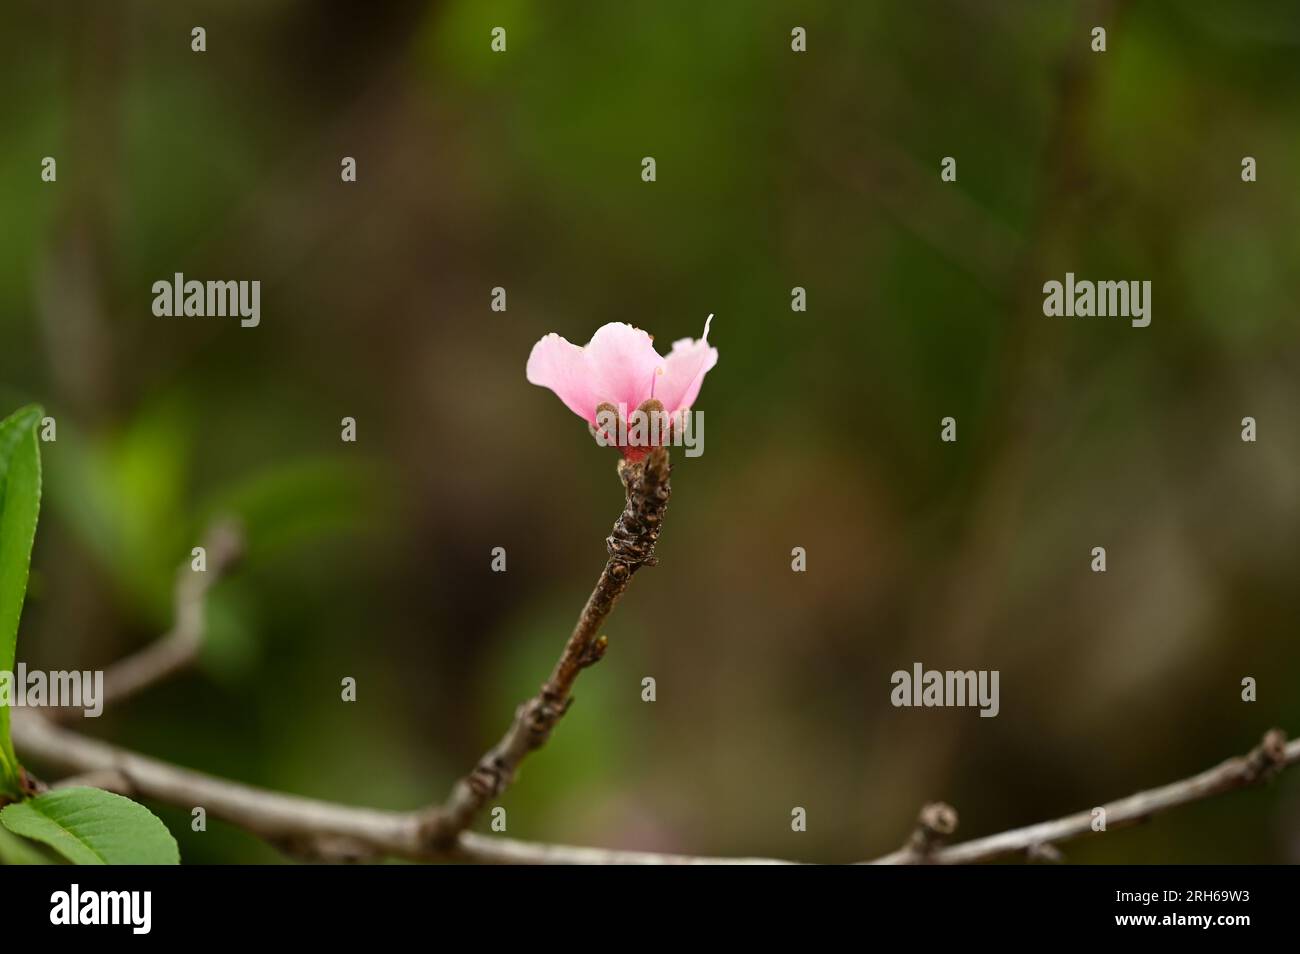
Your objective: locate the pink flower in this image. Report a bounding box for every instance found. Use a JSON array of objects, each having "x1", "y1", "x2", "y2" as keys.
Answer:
[{"x1": 526, "y1": 316, "x2": 717, "y2": 458}]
